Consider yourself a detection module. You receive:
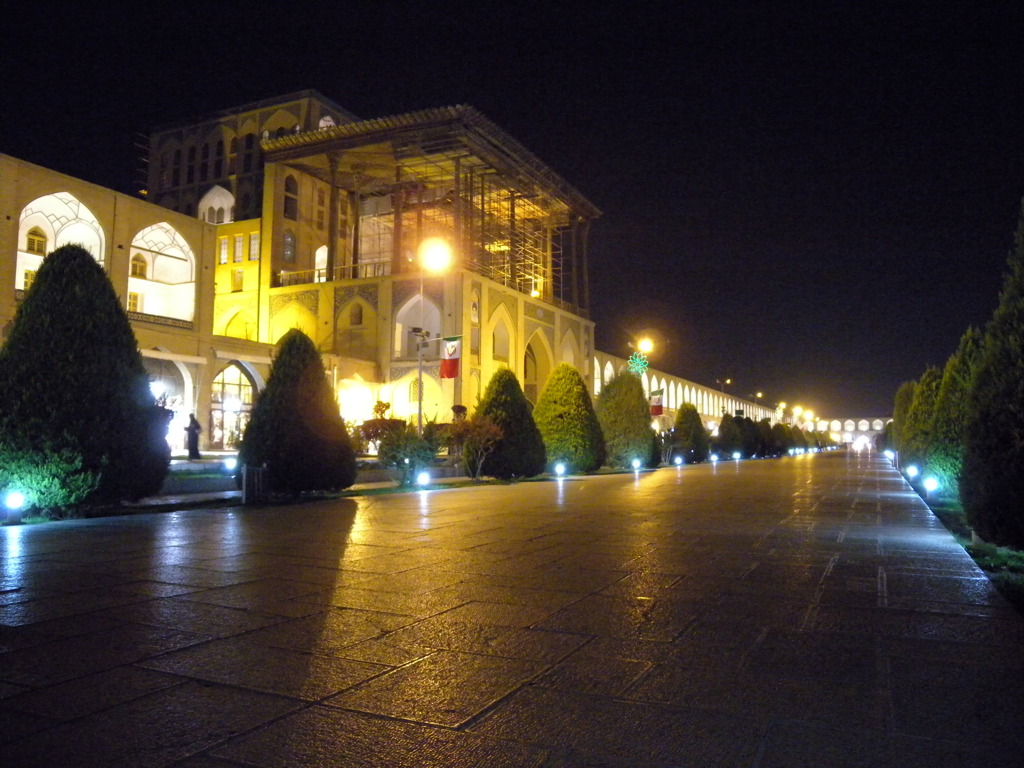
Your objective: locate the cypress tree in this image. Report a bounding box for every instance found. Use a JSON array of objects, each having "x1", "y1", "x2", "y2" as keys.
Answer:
[
  {"x1": 533, "y1": 363, "x2": 605, "y2": 473},
  {"x1": 472, "y1": 368, "x2": 545, "y2": 479},
  {"x1": 891, "y1": 380, "x2": 917, "y2": 455},
  {"x1": 902, "y1": 366, "x2": 942, "y2": 467},
  {"x1": 0, "y1": 244, "x2": 170, "y2": 509},
  {"x1": 927, "y1": 326, "x2": 983, "y2": 495},
  {"x1": 714, "y1": 414, "x2": 743, "y2": 456},
  {"x1": 962, "y1": 208, "x2": 1024, "y2": 547},
  {"x1": 671, "y1": 403, "x2": 710, "y2": 463},
  {"x1": 238, "y1": 329, "x2": 356, "y2": 494},
  {"x1": 595, "y1": 371, "x2": 651, "y2": 468}
]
